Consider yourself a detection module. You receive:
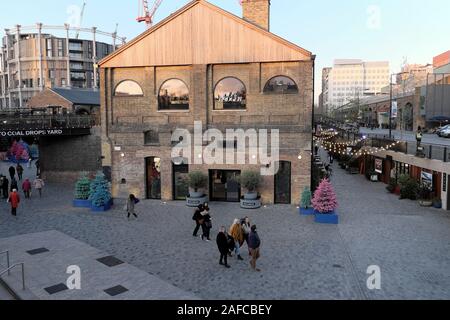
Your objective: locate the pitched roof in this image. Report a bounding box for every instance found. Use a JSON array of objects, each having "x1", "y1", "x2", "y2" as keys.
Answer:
[
  {"x1": 100, "y1": 0, "x2": 312, "y2": 68},
  {"x1": 51, "y1": 87, "x2": 100, "y2": 106}
]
